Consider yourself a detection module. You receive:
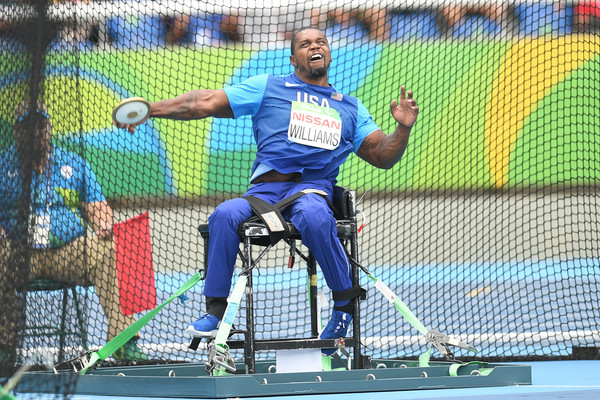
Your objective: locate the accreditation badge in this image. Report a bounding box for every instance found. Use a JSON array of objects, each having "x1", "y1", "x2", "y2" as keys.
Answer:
[
  {"x1": 288, "y1": 102, "x2": 342, "y2": 150},
  {"x1": 29, "y1": 212, "x2": 50, "y2": 248}
]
